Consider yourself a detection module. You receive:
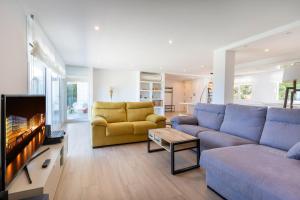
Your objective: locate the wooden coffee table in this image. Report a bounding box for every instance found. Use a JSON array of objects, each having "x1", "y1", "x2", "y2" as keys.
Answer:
[{"x1": 147, "y1": 128, "x2": 200, "y2": 175}]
